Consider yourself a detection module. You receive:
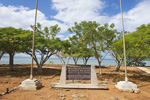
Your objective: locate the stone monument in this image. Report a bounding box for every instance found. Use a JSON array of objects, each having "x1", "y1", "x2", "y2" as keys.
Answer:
[{"x1": 51, "y1": 65, "x2": 107, "y2": 89}]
